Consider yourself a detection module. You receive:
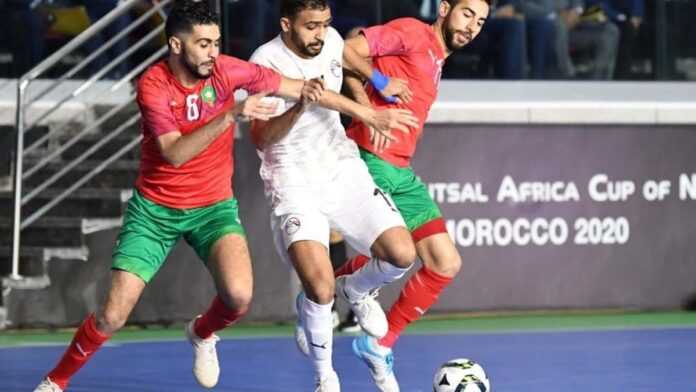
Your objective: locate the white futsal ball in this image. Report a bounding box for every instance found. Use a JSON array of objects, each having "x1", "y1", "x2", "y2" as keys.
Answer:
[{"x1": 432, "y1": 358, "x2": 490, "y2": 392}]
